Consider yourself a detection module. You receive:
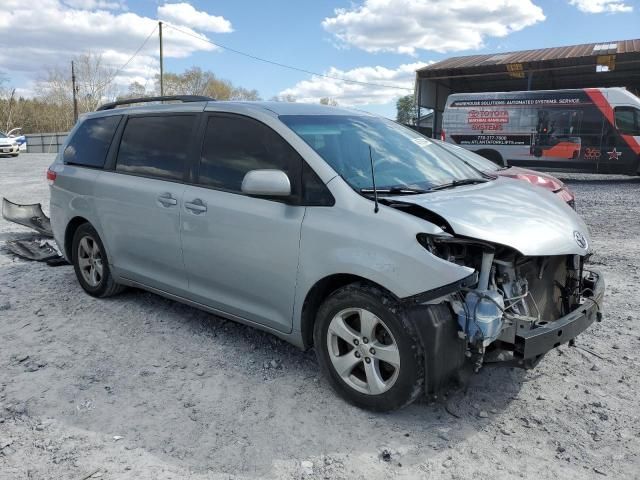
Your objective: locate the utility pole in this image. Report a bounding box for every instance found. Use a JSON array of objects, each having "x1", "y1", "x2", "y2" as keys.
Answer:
[
  {"x1": 159, "y1": 21, "x2": 164, "y2": 96},
  {"x1": 71, "y1": 61, "x2": 79, "y2": 123}
]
